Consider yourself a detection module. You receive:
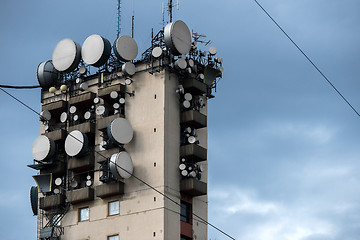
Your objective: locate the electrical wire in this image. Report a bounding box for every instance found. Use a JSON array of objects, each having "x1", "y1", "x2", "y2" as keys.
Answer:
[
  {"x1": 0, "y1": 88, "x2": 236, "y2": 240},
  {"x1": 253, "y1": 0, "x2": 360, "y2": 118},
  {"x1": 0, "y1": 84, "x2": 40, "y2": 89}
]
